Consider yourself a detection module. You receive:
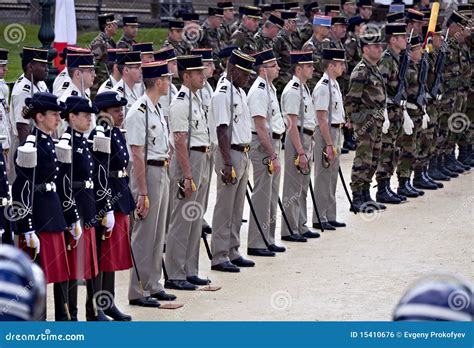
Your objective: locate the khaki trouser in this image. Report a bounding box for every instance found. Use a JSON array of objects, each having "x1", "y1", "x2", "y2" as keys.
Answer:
[
  {"x1": 165, "y1": 149, "x2": 211, "y2": 280},
  {"x1": 128, "y1": 165, "x2": 169, "y2": 300},
  {"x1": 281, "y1": 132, "x2": 314, "y2": 237},
  {"x1": 211, "y1": 148, "x2": 250, "y2": 265},
  {"x1": 201, "y1": 144, "x2": 217, "y2": 228},
  {"x1": 312, "y1": 126, "x2": 342, "y2": 224},
  {"x1": 248, "y1": 134, "x2": 282, "y2": 249}
]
